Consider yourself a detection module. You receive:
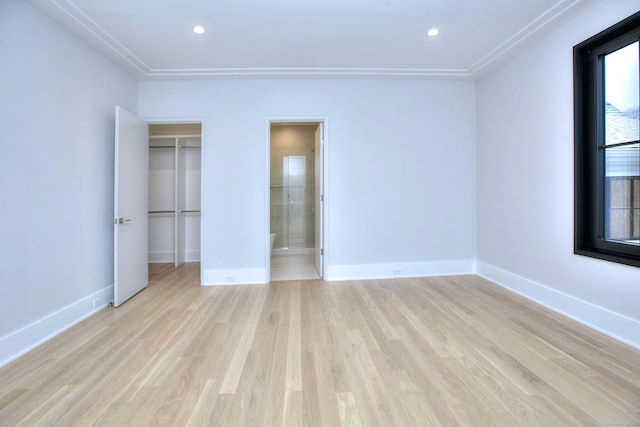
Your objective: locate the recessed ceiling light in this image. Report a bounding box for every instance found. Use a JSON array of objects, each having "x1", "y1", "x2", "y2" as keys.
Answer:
[
  {"x1": 193, "y1": 25, "x2": 205, "y2": 35},
  {"x1": 427, "y1": 28, "x2": 439, "y2": 37}
]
